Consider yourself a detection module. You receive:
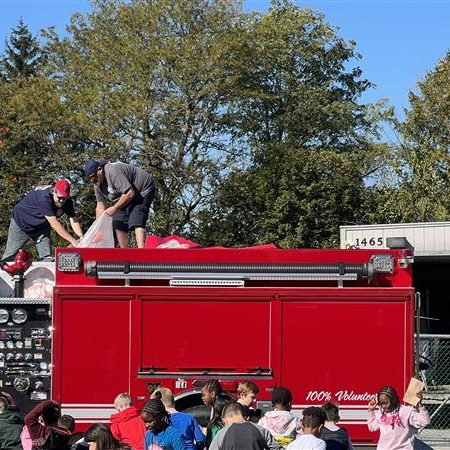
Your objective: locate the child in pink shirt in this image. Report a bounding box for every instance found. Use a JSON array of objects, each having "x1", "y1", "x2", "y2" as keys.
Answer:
[{"x1": 367, "y1": 385, "x2": 430, "y2": 450}]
